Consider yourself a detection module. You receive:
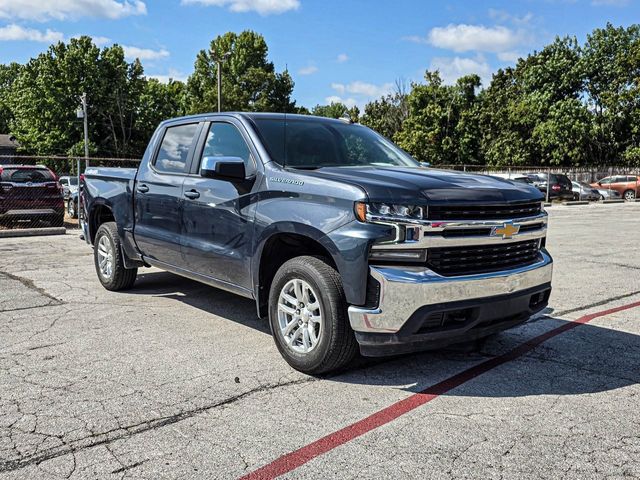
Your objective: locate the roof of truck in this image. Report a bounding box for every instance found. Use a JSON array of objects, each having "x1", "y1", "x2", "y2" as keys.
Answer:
[{"x1": 160, "y1": 112, "x2": 352, "y2": 126}]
